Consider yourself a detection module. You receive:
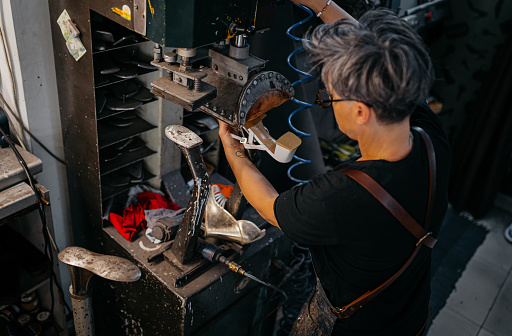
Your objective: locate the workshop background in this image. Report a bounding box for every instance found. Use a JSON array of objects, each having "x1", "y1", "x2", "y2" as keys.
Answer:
[{"x1": 0, "y1": 0, "x2": 511, "y2": 335}]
